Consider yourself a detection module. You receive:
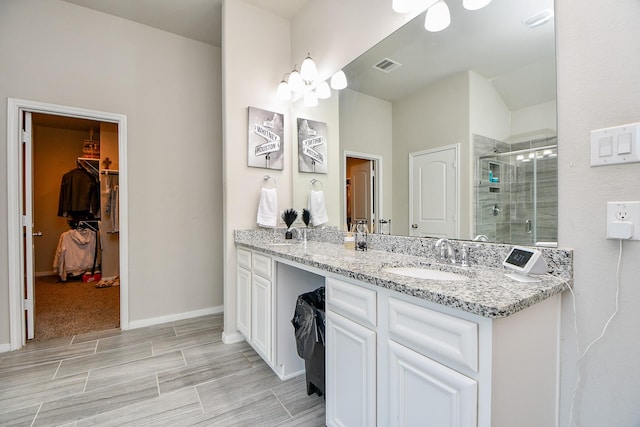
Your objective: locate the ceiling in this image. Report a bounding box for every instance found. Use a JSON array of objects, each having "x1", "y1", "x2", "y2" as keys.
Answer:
[
  {"x1": 62, "y1": 0, "x2": 309, "y2": 46},
  {"x1": 61, "y1": 0, "x2": 555, "y2": 111}
]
